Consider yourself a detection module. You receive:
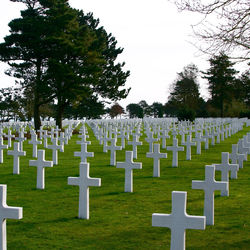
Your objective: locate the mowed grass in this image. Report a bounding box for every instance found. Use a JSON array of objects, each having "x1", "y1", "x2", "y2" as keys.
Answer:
[{"x1": 1, "y1": 124, "x2": 250, "y2": 249}]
